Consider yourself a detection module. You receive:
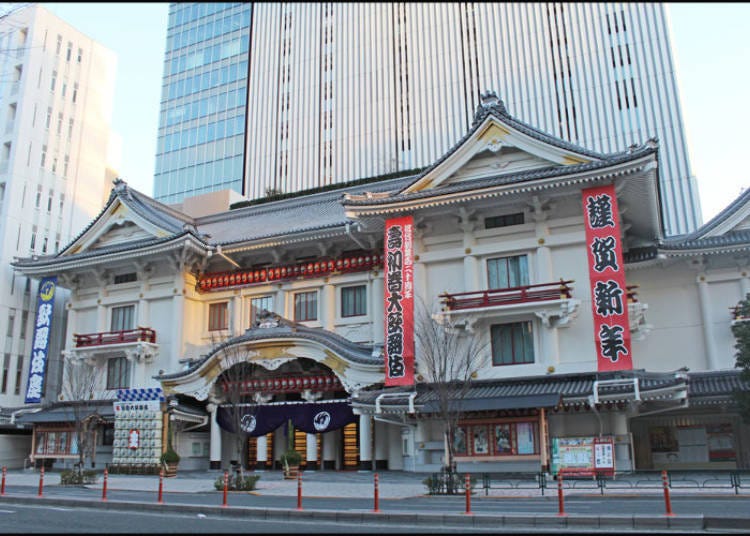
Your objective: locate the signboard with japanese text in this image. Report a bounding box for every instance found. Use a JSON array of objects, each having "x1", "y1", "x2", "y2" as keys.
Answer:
[
  {"x1": 24, "y1": 276, "x2": 57, "y2": 403},
  {"x1": 551, "y1": 436, "x2": 616, "y2": 476},
  {"x1": 384, "y1": 215, "x2": 415, "y2": 386},
  {"x1": 582, "y1": 184, "x2": 633, "y2": 371}
]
